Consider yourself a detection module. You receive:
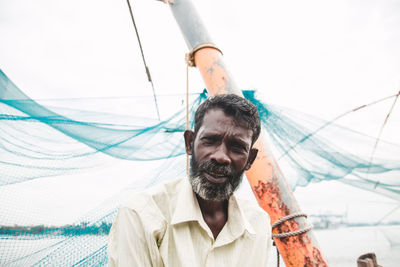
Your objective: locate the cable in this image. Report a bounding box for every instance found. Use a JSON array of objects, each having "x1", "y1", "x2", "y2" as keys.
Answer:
[
  {"x1": 369, "y1": 91, "x2": 400, "y2": 187},
  {"x1": 126, "y1": 0, "x2": 161, "y2": 120},
  {"x1": 278, "y1": 92, "x2": 400, "y2": 160},
  {"x1": 186, "y1": 64, "x2": 190, "y2": 173}
]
